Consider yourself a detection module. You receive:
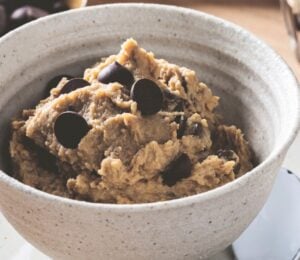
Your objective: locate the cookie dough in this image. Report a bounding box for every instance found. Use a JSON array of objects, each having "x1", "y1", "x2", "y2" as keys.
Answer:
[{"x1": 9, "y1": 39, "x2": 254, "y2": 204}]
